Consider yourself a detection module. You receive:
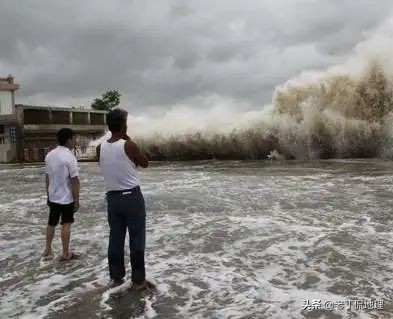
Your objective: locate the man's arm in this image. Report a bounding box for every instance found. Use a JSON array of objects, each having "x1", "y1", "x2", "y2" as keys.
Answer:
[
  {"x1": 96, "y1": 144, "x2": 101, "y2": 162},
  {"x1": 68, "y1": 157, "x2": 80, "y2": 212},
  {"x1": 124, "y1": 139, "x2": 149, "y2": 168},
  {"x1": 45, "y1": 174, "x2": 50, "y2": 205},
  {"x1": 71, "y1": 177, "x2": 80, "y2": 212}
]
